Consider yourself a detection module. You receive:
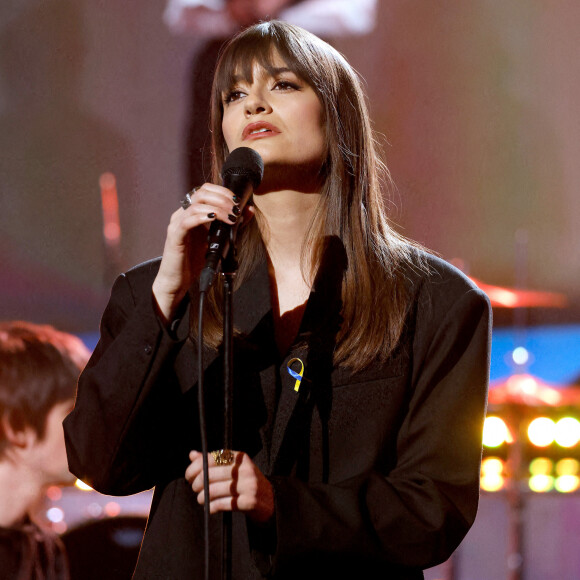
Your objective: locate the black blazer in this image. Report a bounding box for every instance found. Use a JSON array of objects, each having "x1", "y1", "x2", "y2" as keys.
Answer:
[{"x1": 64, "y1": 252, "x2": 491, "y2": 579}]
